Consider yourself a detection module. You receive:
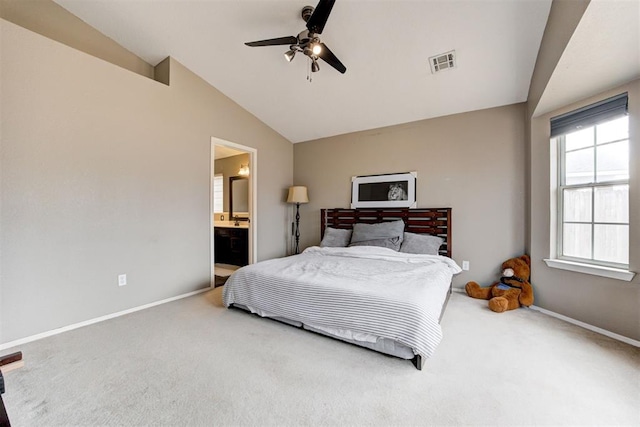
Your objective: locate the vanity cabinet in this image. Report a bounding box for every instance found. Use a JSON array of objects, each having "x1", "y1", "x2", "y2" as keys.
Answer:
[{"x1": 214, "y1": 227, "x2": 248, "y2": 267}]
